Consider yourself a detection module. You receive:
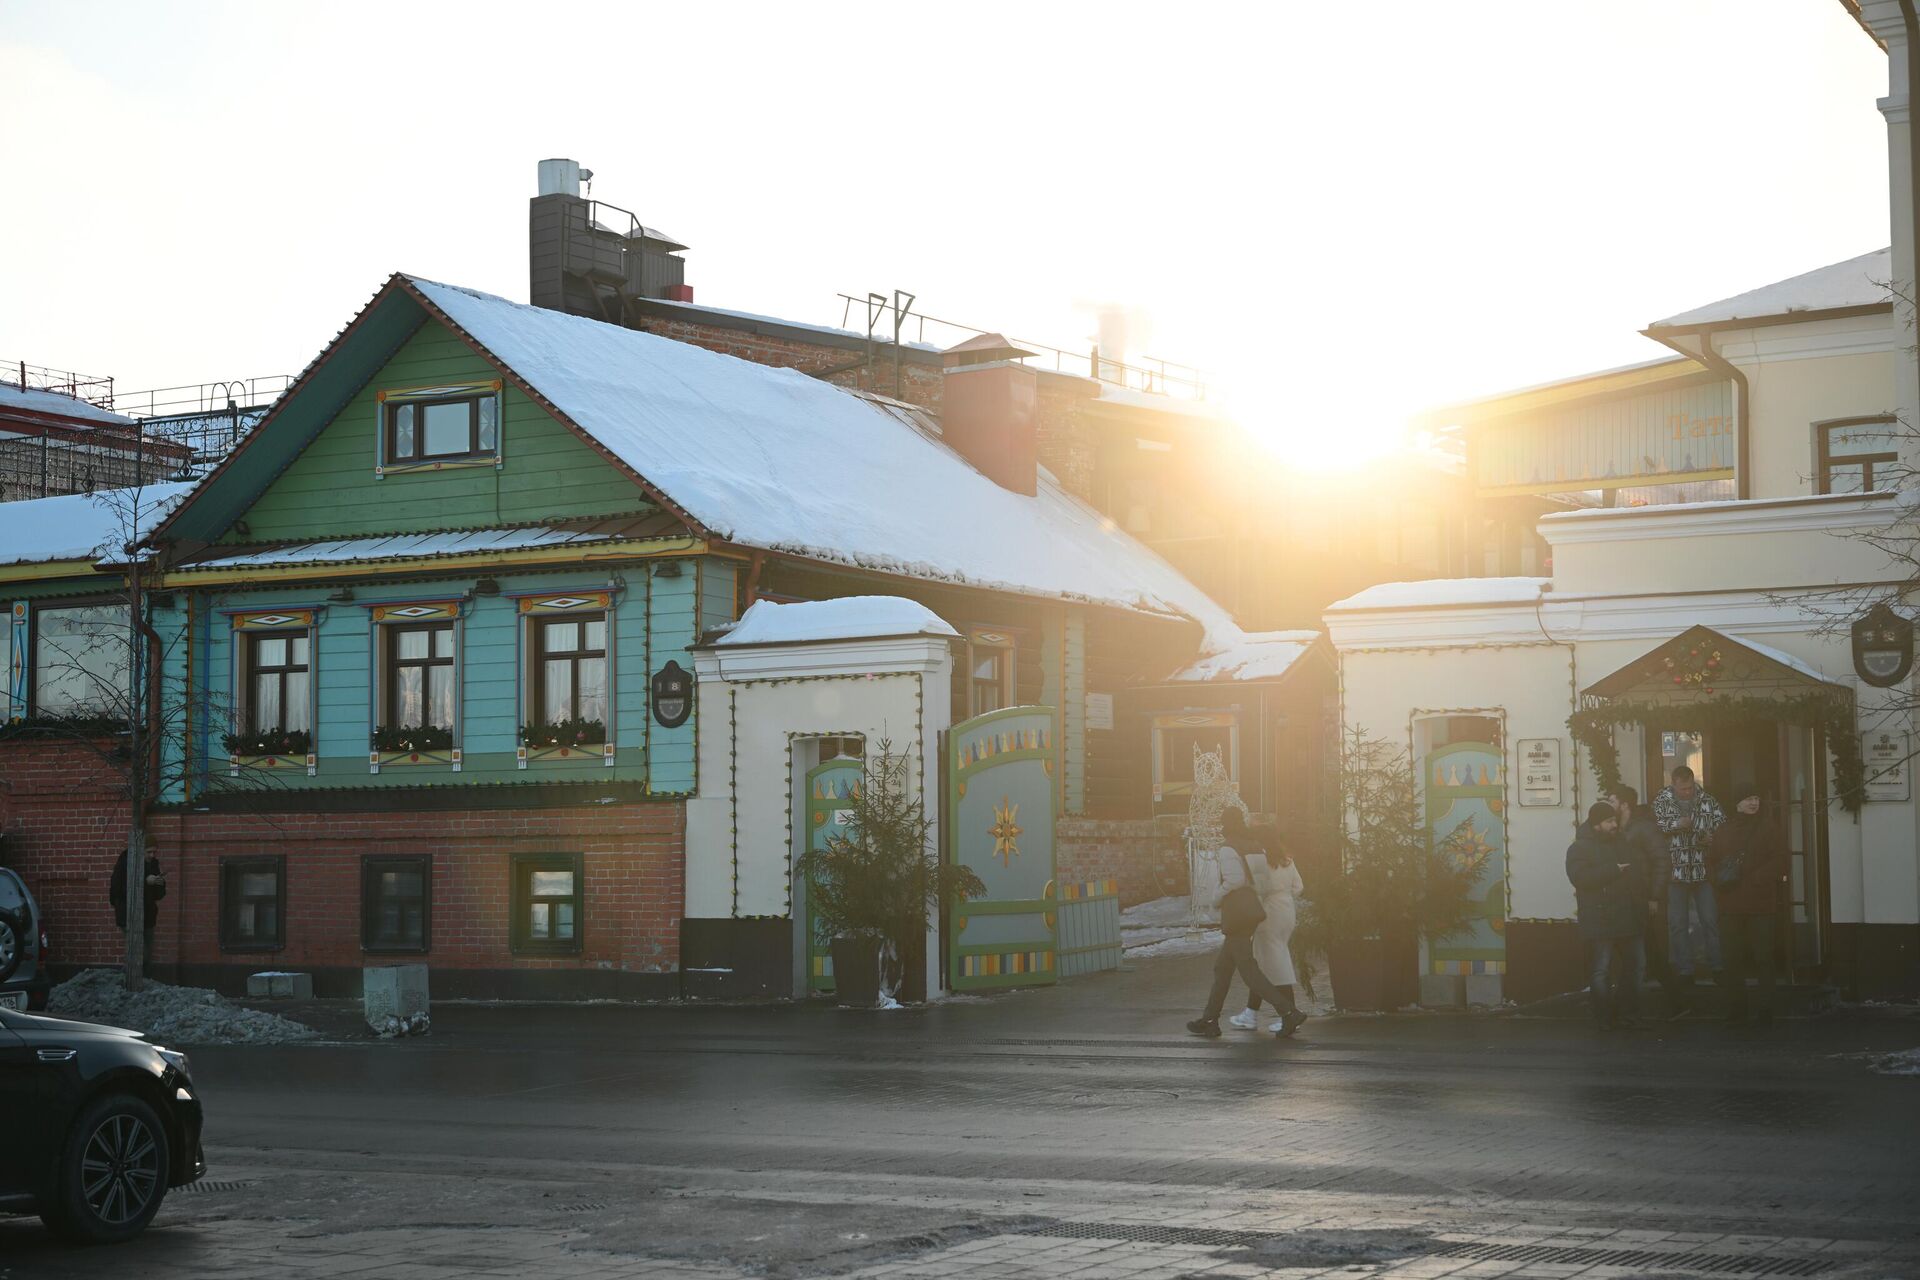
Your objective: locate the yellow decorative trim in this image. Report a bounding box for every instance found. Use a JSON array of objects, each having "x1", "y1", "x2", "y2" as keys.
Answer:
[
  {"x1": 162, "y1": 537, "x2": 706, "y2": 587},
  {"x1": 370, "y1": 601, "x2": 459, "y2": 624},
  {"x1": 0, "y1": 559, "x2": 105, "y2": 584},
  {"x1": 377, "y1": 457, "x2": 499, "y2": 477}
]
